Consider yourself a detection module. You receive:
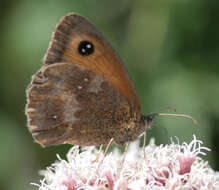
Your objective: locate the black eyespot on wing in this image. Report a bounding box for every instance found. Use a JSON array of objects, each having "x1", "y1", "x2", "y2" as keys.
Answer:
[{"x1": 78, "y1": 41, "x2": 94, "y2": 56}]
